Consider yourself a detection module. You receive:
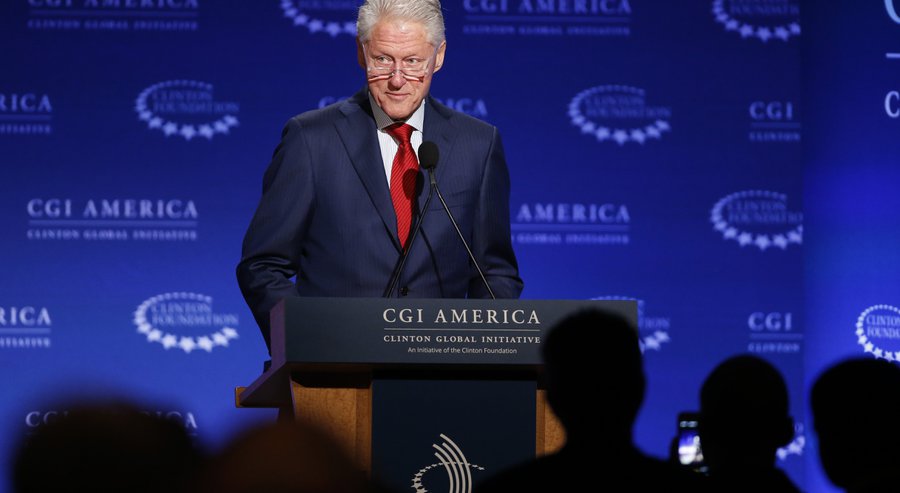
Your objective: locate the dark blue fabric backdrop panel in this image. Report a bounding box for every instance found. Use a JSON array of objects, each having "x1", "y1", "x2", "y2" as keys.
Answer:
[{"x1": 1, "y1": 1, "x2": 809, "y2": 490}]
